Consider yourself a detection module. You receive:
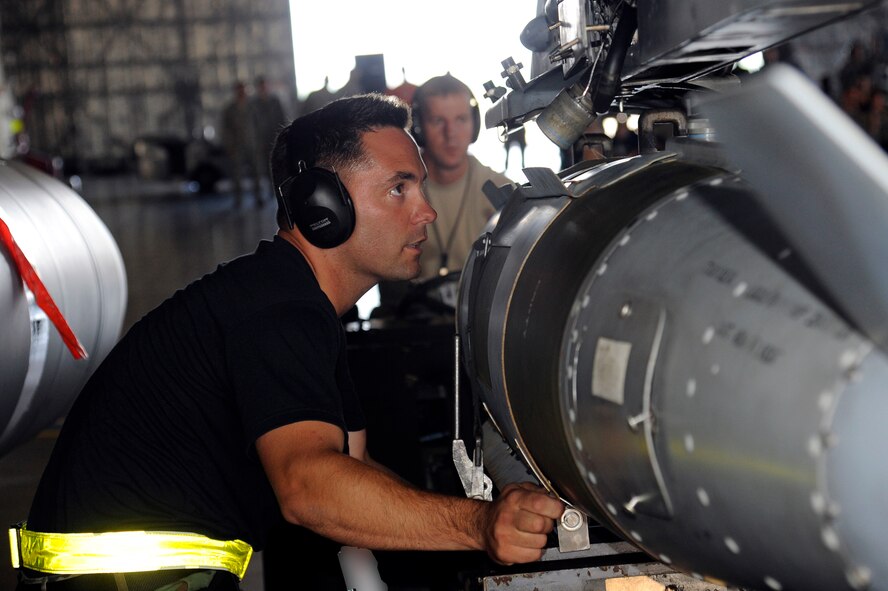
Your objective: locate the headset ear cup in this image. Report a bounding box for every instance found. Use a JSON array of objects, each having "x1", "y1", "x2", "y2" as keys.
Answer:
[{"x1": 287, "y1": 167, "x2": 355, "y2": 249}]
